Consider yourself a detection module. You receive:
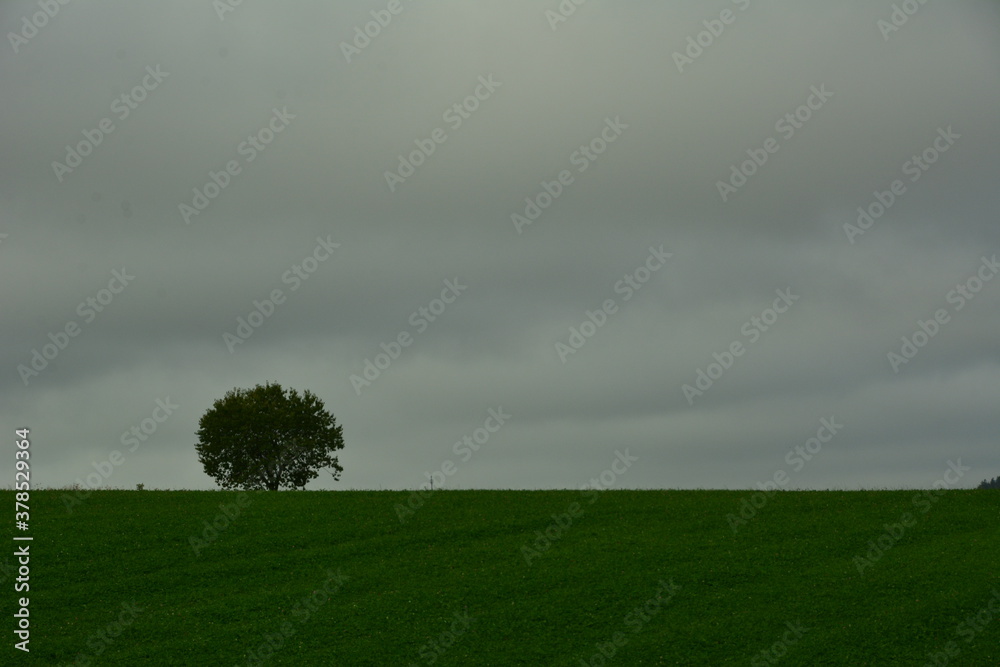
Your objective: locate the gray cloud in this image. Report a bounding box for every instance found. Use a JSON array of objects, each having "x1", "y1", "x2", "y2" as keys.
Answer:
[{"x1": 2, "y1": 0, "x2": 998, "y2": 492}]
